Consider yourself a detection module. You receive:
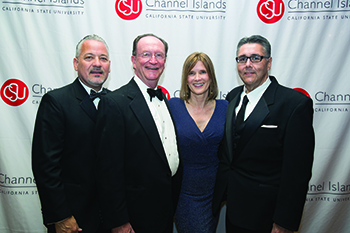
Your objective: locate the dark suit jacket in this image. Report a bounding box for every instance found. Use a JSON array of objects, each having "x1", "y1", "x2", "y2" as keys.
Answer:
[
  {"x1": 213, "y1": 76, "x2": 314, "y2": 231},
  {"x1": 32, "y1": 78, "x2": 108, "y2": 232},
  {"x1": 95, "y1": 78, "x2": 183, "y2": 233}
]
